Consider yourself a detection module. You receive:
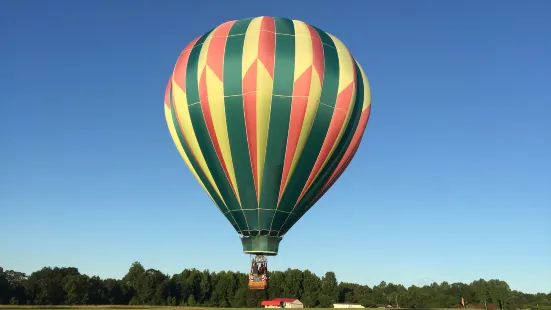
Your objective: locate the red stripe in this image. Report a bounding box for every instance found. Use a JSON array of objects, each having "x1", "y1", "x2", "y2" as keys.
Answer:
[
  {"x1": 173, "y1": 36, "x2": 201, "y2": 93},
  {"x1": 297, "y1": 82, "x2": 356, "y2": 203},
  {"x1": 308, "y1": 25, "x2": 324, "y2": 83},
  {"x1": 279, "y1": 26, "x2": 323, "y2": 201},
  {"x1": 258, "y1": 17, "x2": 275, "y2": 78},
  {"x1": 278, "y1": 66, "x2": 313, "y2": 201},
  {"x1": 308, "y1": 138, "x2": 361, "y2": 210},
  {"x1": 207, "y1": 21, "x2": 236, "y2": 81},
  {"x1": 198, "y1": 67, "x2": 234, "y2": 196},
  {"x1": 310, "y1": 105, "x2": 371, "y2": 205},
  {"x1": 243, "y1": 59, "x2": 259, "y2": 197}
]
